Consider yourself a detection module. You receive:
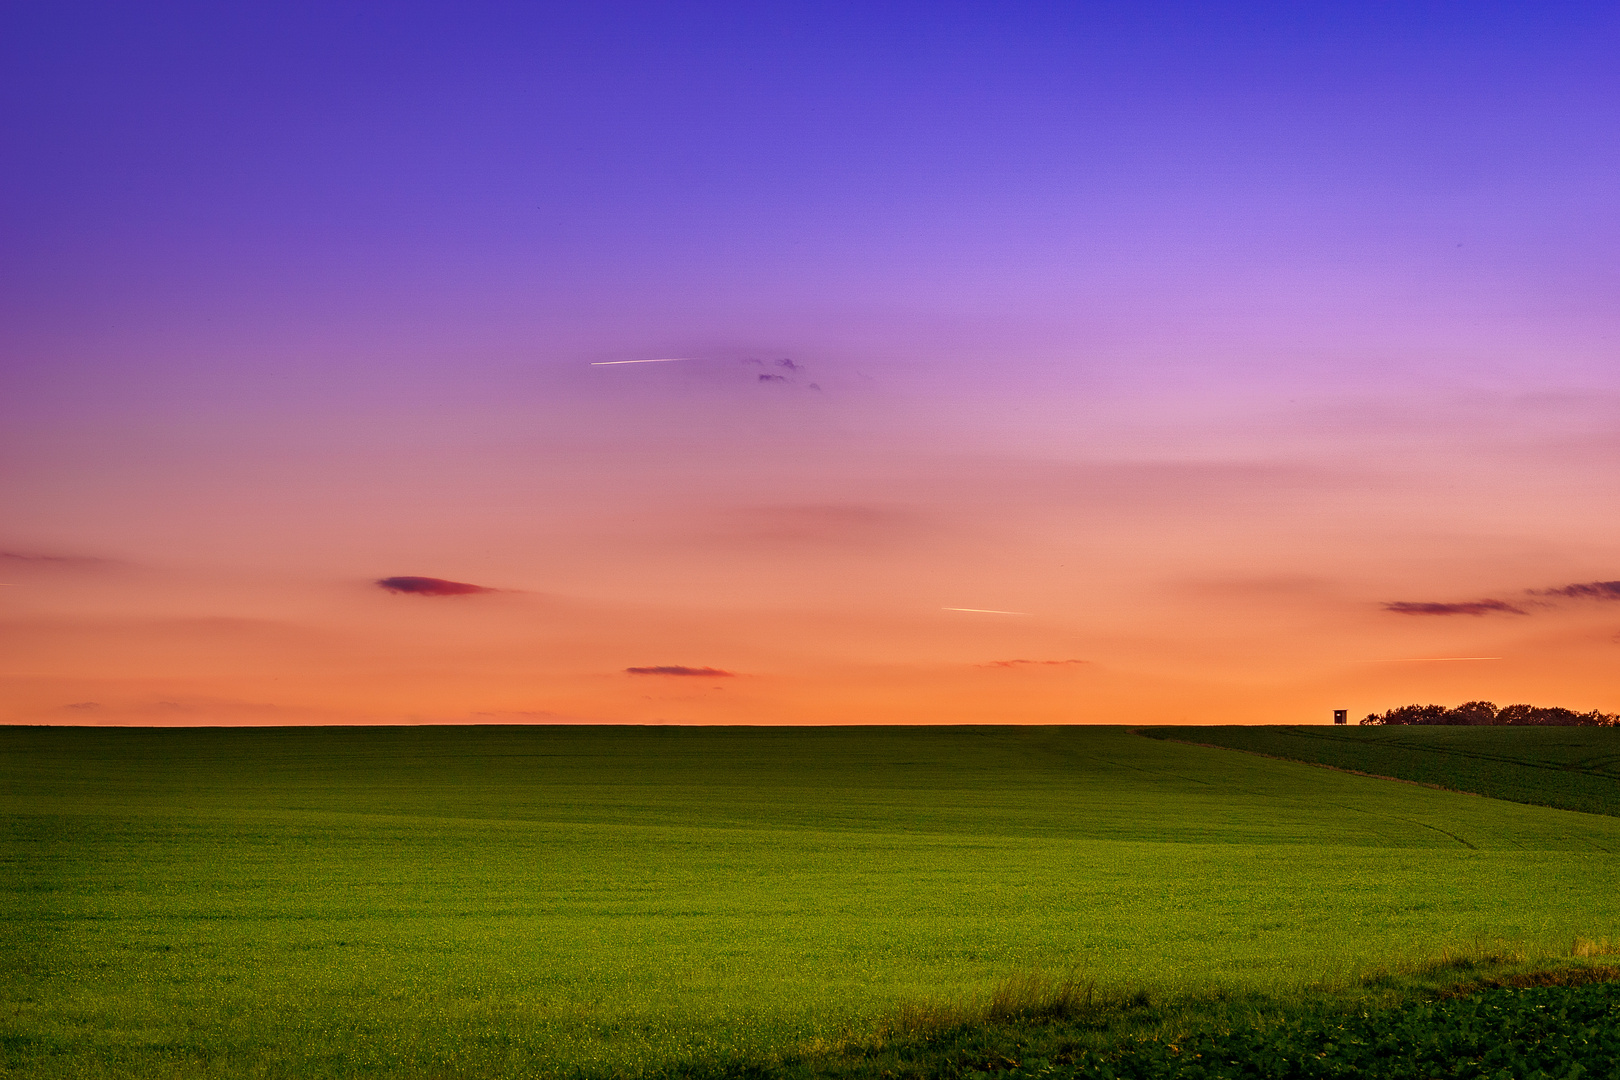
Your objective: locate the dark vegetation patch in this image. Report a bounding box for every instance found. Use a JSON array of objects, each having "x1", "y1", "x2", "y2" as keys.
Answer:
[
  {"x1": 1142, "y1": 724, "x2": 1620, "y2": 817},
  {"x1": 677, "y1": 961, "x2": 1620, "y2": 1079},
  {"x1": 1361, "y1": 700, "x2": 1617, "y2": 726}
]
